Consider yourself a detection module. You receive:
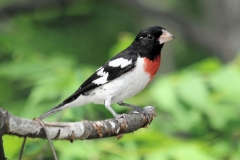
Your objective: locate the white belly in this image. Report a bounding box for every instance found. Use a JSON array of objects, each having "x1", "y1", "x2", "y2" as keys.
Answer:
[{"x1": 89, "y1": 57, "x2": 151, "y2": 104}]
